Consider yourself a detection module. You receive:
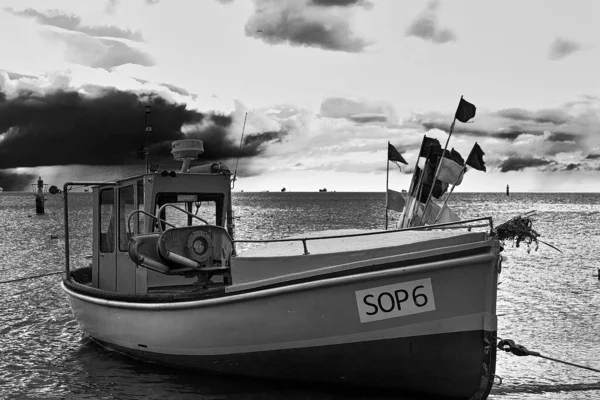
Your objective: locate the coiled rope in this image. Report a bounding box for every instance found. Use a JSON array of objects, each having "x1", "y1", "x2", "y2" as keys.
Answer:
[{"x1": 497, "y1": 337, "x2": 600, "y2": 374}]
